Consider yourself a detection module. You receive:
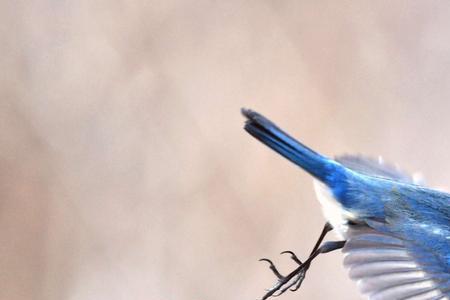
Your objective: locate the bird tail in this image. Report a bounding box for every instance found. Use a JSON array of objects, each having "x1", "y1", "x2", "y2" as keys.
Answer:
[{"x1": 242, "y1": 108, "x2": 345, "y2": 186}]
